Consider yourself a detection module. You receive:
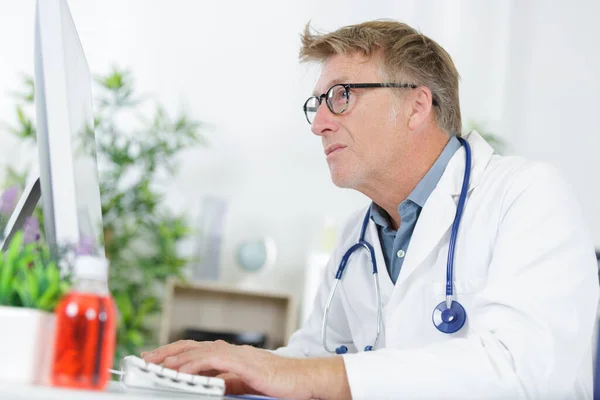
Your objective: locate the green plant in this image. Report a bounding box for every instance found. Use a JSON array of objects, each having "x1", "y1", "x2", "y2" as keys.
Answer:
[
  {"x1": 0, "y1": 230, "x2": 69, "y2": 312},
  {"x1": 2, "y1": 67, "x2": 207, "y2": 362}
]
